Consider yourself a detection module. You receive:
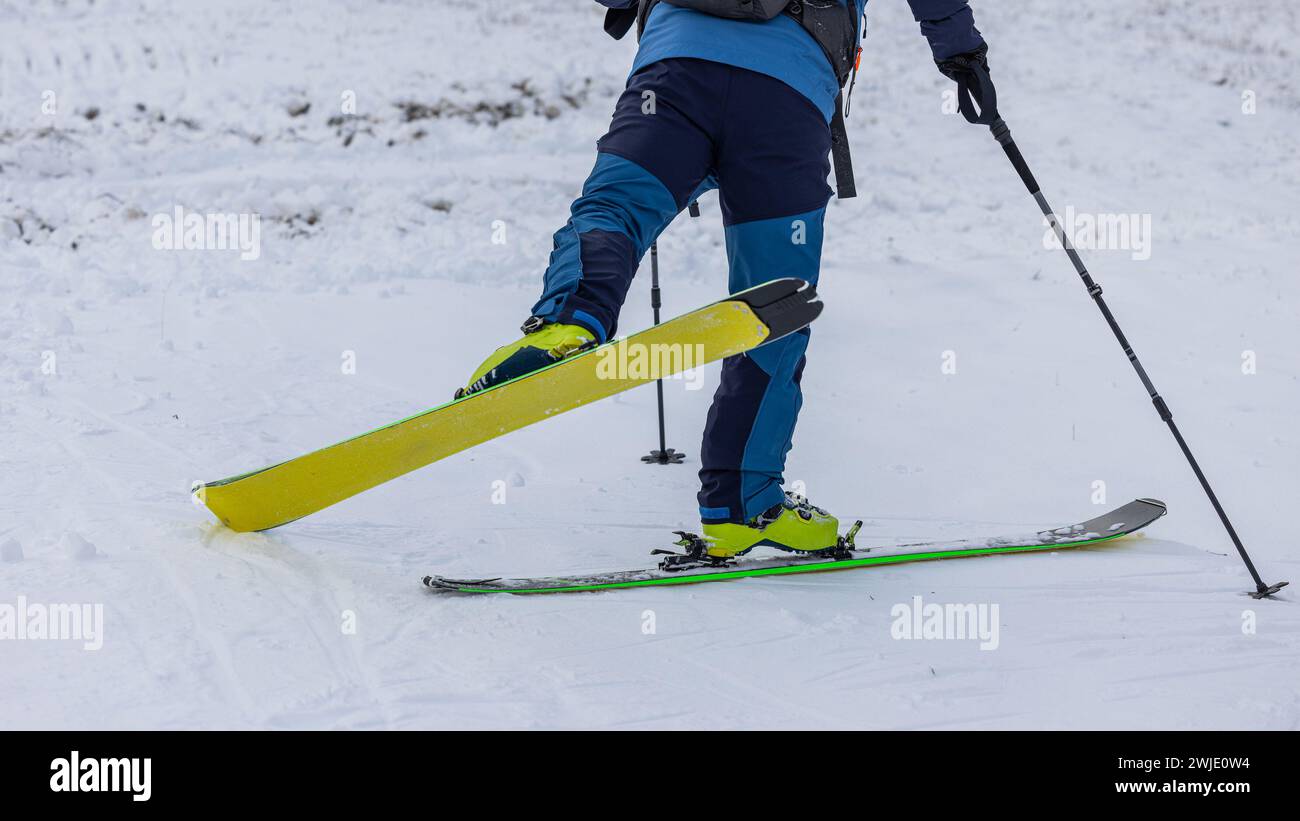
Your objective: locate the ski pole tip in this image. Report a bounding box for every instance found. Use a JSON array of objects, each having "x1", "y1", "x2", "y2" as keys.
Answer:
[{"x1": 1248, "y1": 580, "x2": 1289, "y2": 599}]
